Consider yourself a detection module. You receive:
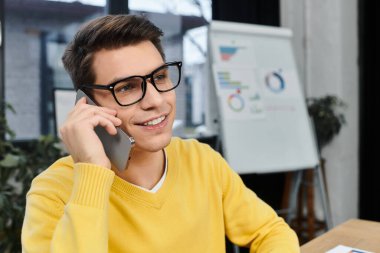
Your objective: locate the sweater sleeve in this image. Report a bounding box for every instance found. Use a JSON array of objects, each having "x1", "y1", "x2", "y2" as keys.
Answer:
[
  {"x1": 217, "y1": 154, "x2": 300, "y2": 253},
  {"x1": 22, "y1": 162, "x2": 115, "y2": 253}
]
